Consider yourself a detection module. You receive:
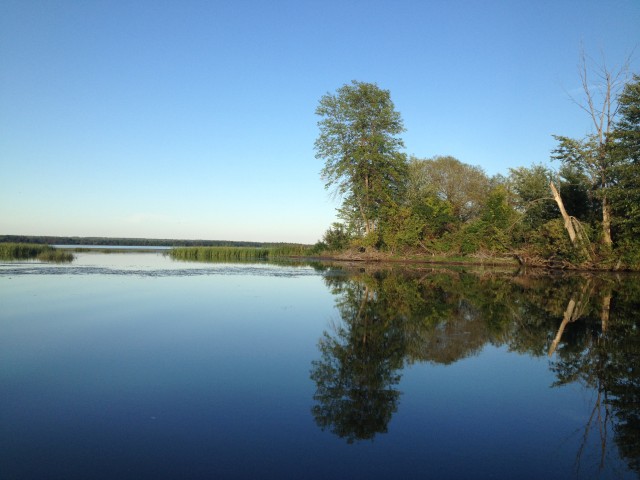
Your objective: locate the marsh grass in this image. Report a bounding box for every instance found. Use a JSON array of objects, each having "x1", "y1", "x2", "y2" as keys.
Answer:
[
  {"x1": 0, "y1": 243, "x2": 74, "y2": 263},
  {"x1": 169, "y1": 245, "x2": 311, "y2": 262},
  {"x1": 35, "y1": 249, "x2": 75, "y2": 262}
]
